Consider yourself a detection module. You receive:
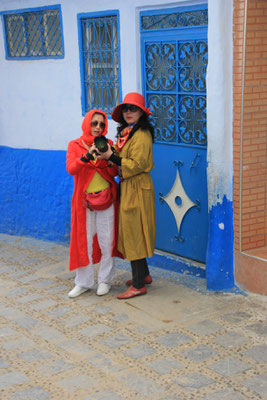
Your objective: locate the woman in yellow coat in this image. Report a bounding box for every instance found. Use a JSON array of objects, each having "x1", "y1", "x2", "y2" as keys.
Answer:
[{"x1": 95, "y1": 92, "x2": 156, "y2": 299}]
